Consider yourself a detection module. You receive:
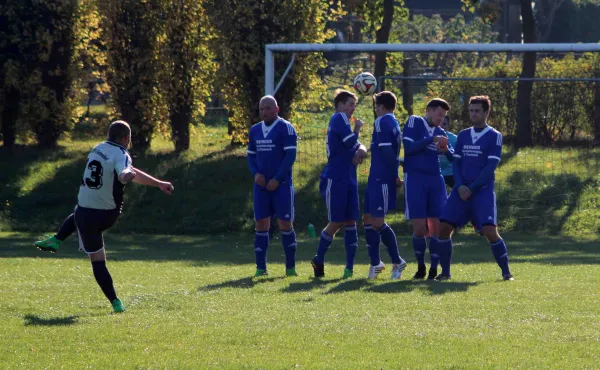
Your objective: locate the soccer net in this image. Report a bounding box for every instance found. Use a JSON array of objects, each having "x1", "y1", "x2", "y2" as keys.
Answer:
[{"x1": 266, "y1": 44, "x2": 600, "y2": 236}]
